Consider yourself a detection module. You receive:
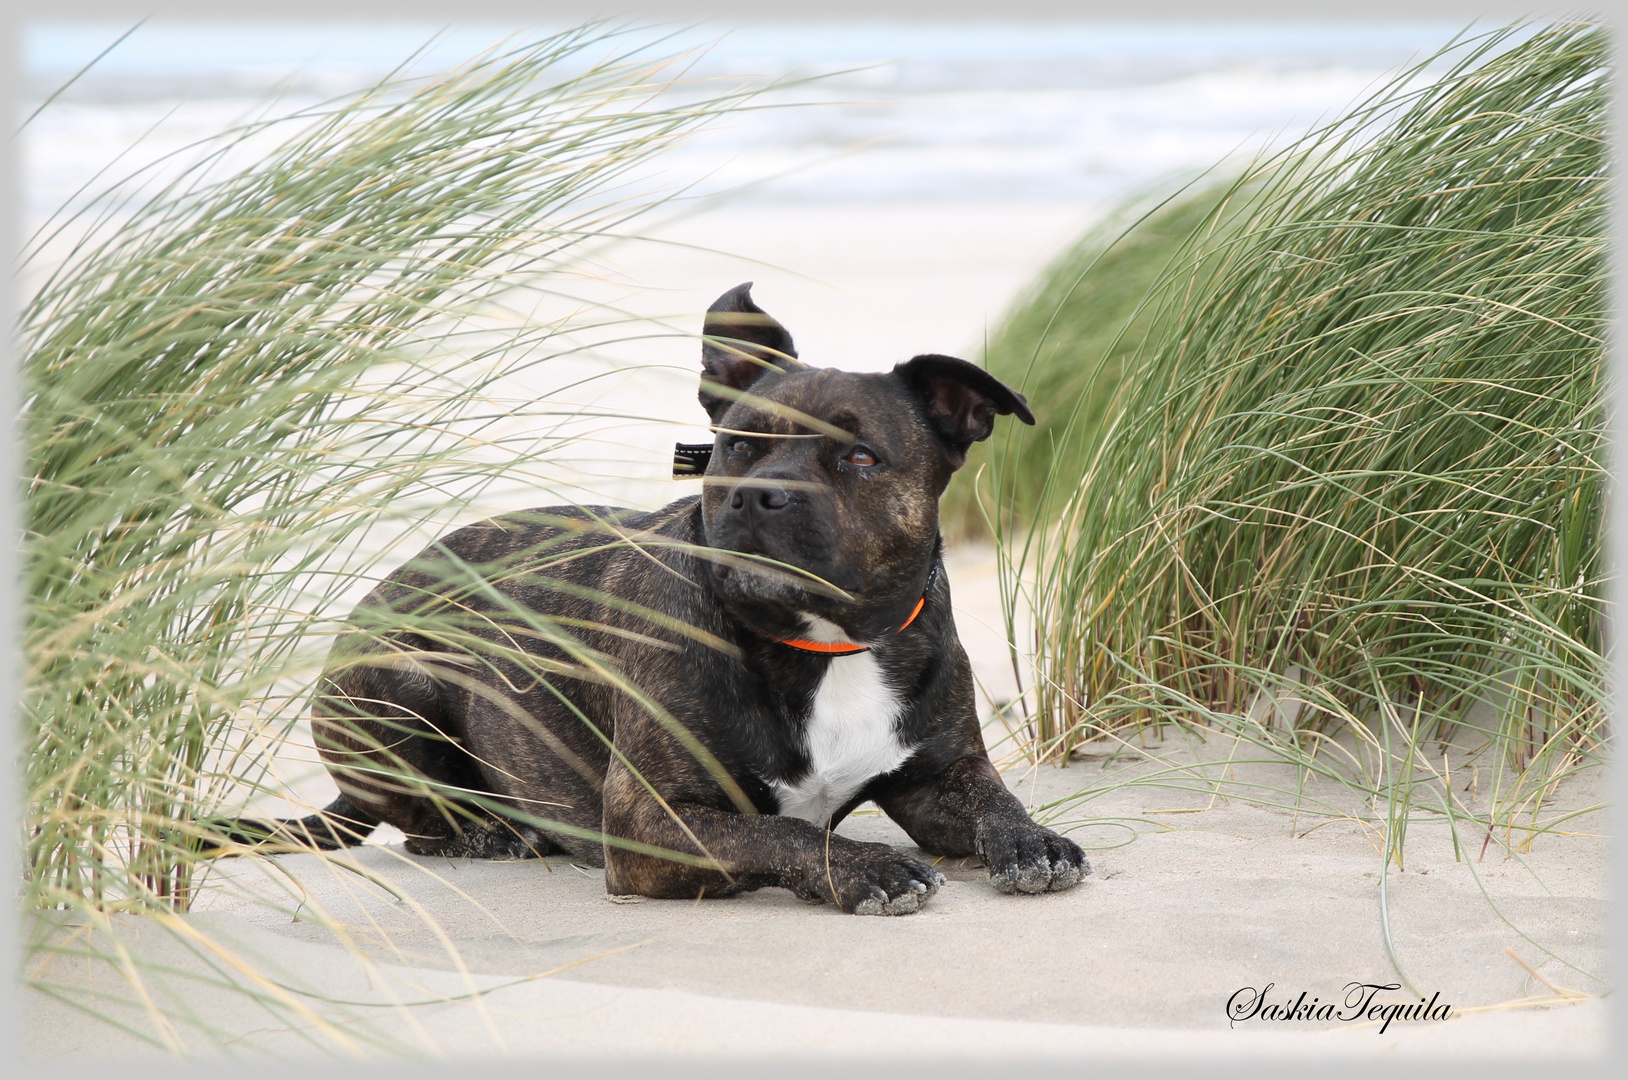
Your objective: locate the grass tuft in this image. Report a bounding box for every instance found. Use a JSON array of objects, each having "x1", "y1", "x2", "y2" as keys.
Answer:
[
  {"x1": 942, "y1": 181, "x2": 1246, "y2": 542},
  {"x1": 992, "y1": 23, "x2": 1607, "y2": 861},
  {"x1": 21, "y1": 25, "x2": 765, "y2": 1051}
]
